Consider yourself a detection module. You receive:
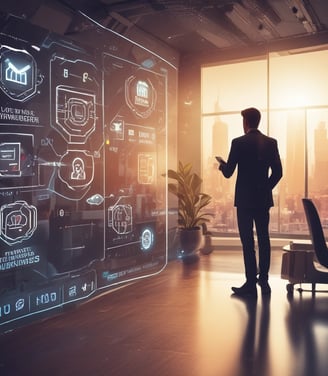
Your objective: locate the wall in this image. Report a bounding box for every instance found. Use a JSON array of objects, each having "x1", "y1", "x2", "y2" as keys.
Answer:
[{"x1": 177, "y1": 64, "x2": 202, "y2": 175}]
